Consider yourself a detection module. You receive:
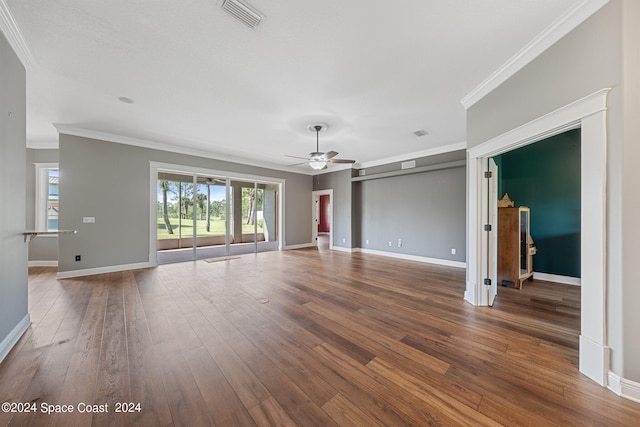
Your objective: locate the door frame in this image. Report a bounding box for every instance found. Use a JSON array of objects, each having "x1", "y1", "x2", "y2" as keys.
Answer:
[
  {"x1": 312, "y1": 189, "x2": 333, "y2": 250},
  {"x1": 466, "y1": 88, "x2": 610, "y2": 386}
]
